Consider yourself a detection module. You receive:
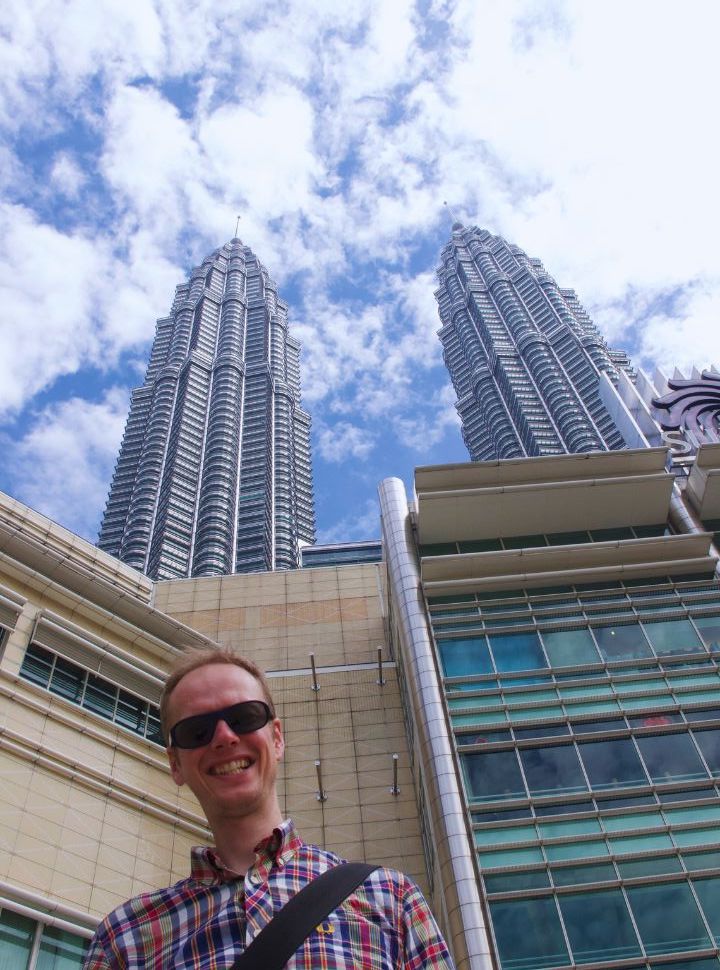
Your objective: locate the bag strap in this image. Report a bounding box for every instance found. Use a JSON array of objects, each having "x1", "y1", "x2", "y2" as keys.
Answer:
[{"x1": 230, "y1": 862, "x2": 377, "y2": 970}]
